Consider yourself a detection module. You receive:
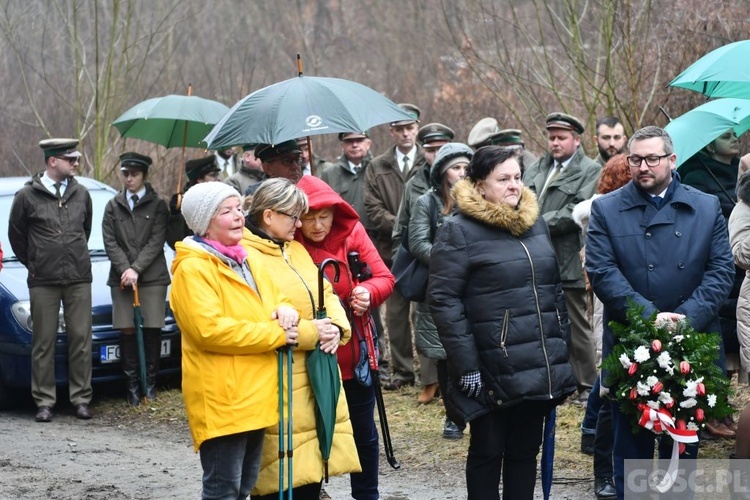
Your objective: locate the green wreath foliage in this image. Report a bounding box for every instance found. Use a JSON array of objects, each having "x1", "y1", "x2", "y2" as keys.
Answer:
[{"x1": 601, "y1": 302, "x2": 733, "y2": 435}]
